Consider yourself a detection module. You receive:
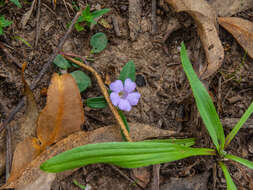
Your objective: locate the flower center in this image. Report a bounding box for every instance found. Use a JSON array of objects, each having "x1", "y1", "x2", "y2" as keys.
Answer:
[{"x1": 119, "y1": 90, "x2": 128, "y2": 99}]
